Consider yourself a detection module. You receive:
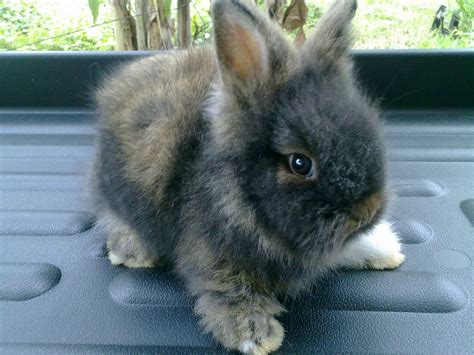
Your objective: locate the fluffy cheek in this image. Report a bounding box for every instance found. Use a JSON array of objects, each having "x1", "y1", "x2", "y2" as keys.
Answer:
[{"x1": 258, "y1": 170, "x2": 348, "y2": 252}]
